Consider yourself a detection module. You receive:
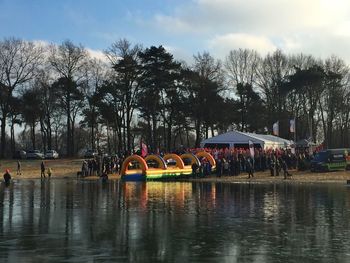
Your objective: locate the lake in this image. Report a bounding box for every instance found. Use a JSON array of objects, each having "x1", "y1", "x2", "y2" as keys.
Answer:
[{"x1": 1, "y1": 179, "x2": 350, "y2": 262}]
